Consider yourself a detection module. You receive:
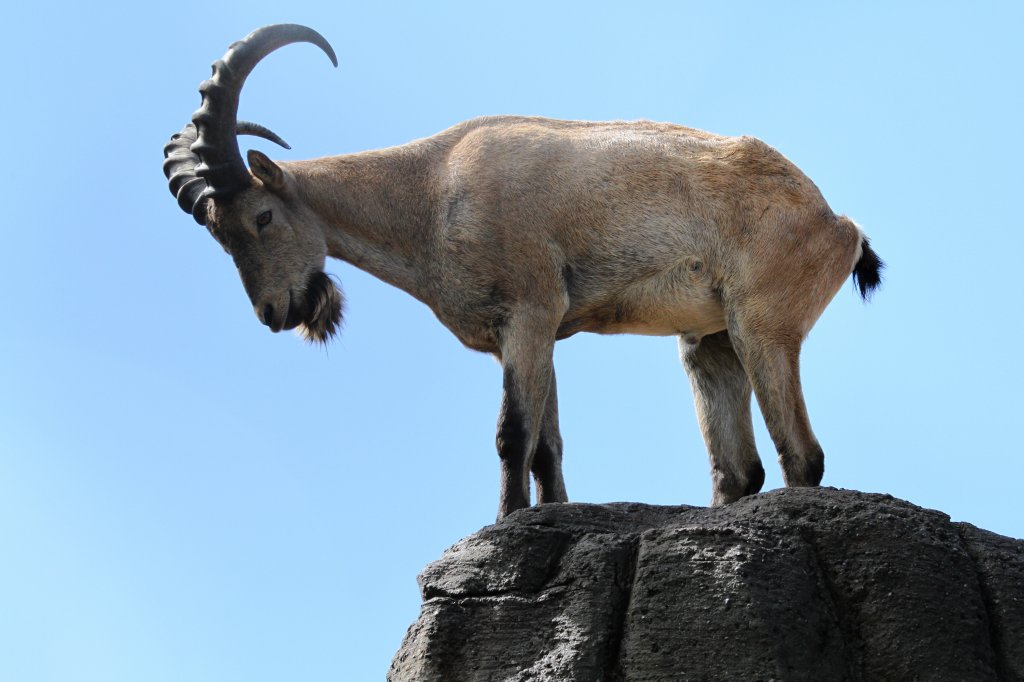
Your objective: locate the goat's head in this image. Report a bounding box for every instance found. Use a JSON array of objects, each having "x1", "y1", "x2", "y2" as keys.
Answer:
[{"x1": 162, "y1": 24, "x2": 343, "y2": 344}]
